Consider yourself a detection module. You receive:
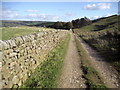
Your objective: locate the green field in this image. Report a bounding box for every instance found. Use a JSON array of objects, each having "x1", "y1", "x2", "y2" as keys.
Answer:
[{"x1": 2, "y1": 26, "x2": 56, "y2": 40}]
